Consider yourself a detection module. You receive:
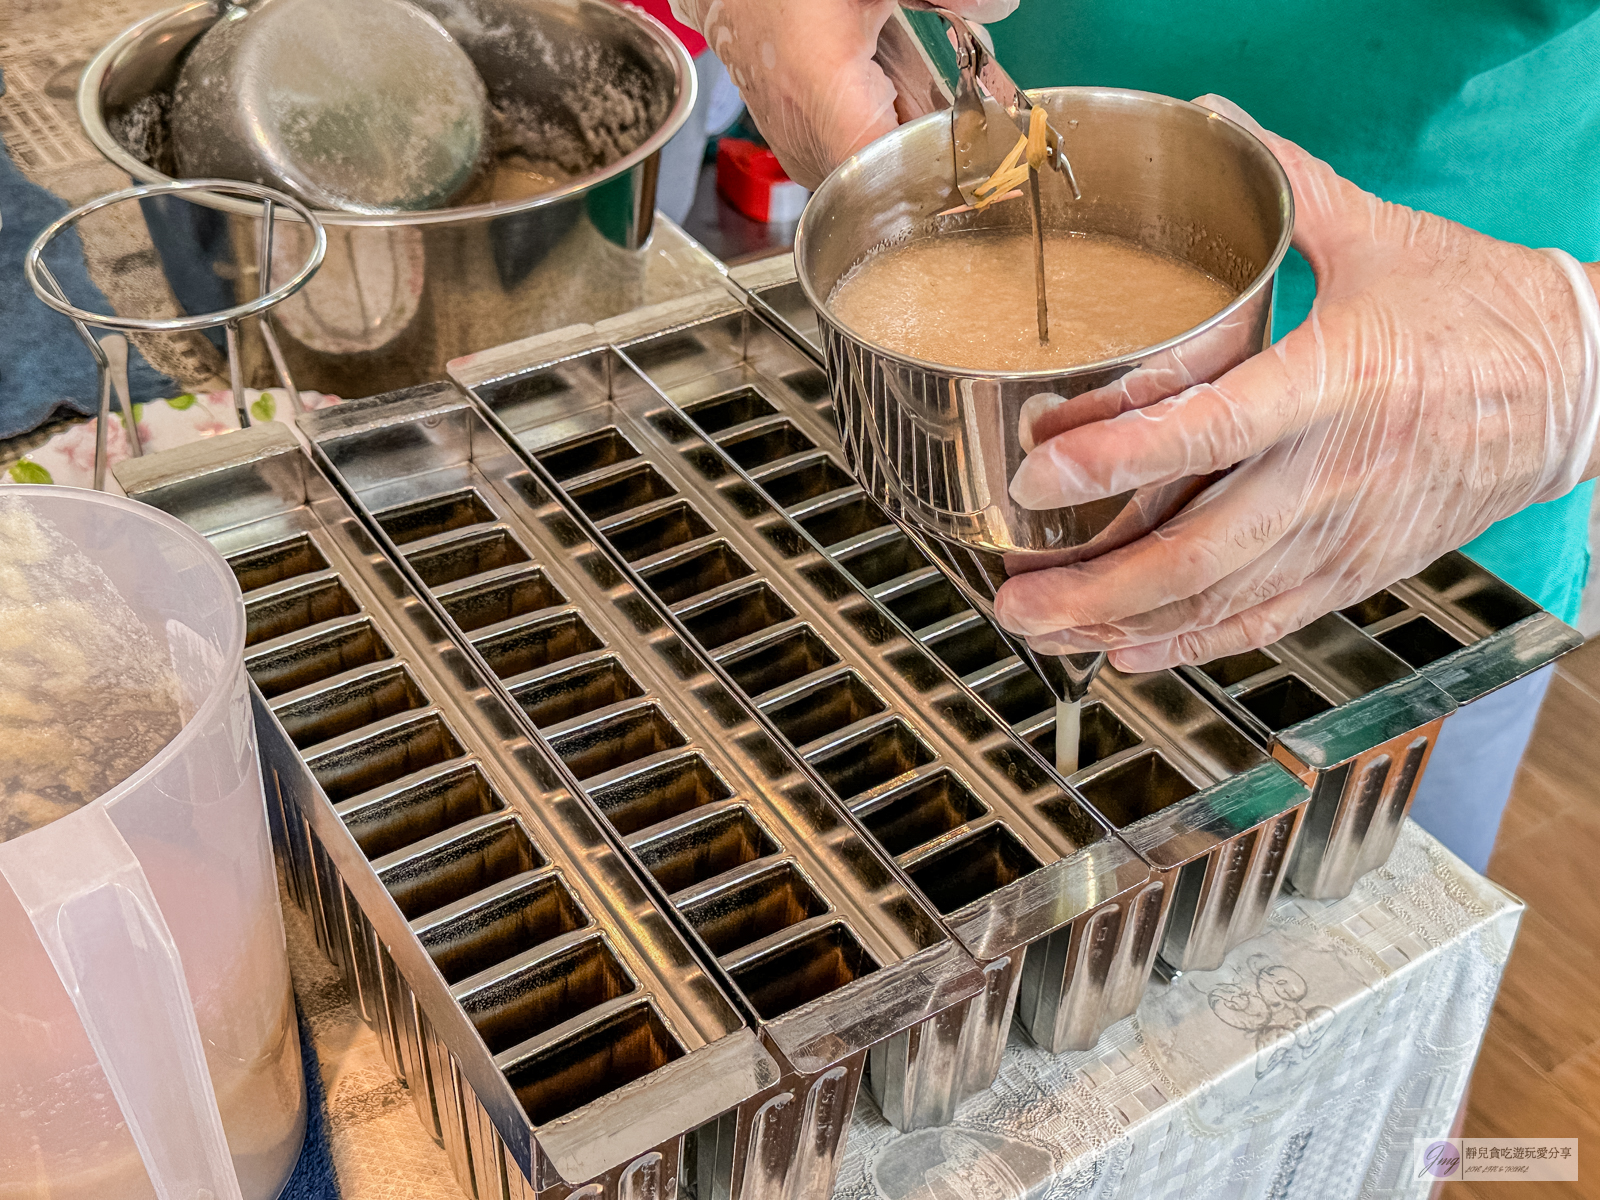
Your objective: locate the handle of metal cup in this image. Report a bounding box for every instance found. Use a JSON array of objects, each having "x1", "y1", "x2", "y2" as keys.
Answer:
[{"x1": 25, "y1": 179, "x2": 327, "y2": 490}]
